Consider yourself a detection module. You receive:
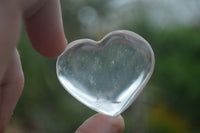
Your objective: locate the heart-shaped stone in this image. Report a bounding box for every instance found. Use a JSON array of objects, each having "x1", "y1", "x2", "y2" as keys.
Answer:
[{"x1": 56, "y1": 30, "x2": 155, "y2": 116}]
